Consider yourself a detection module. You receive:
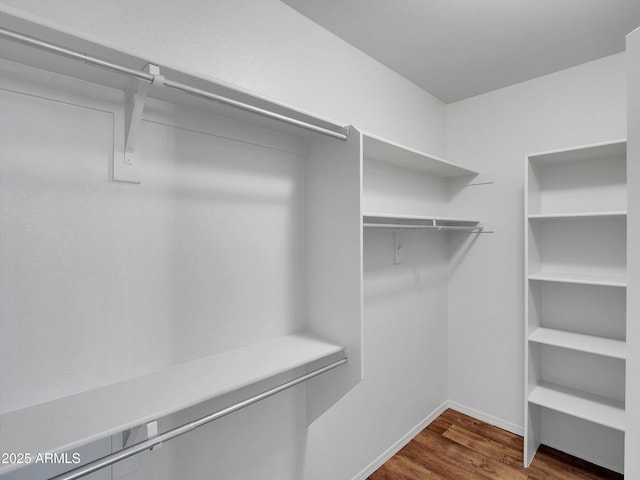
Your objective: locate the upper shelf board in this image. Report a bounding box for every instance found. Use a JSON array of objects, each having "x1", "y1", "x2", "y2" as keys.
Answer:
[
  {"x1": 528, "y1": 211, "x2": 627, "y2": 220},
  {"x1": 0, "y1": 13, "x2": 347, "y2": 141},
  {"x1": 363, "y1": 133, "x2": 478, "y2": 177},
  {"x1": 0, "y1": 332, "x2": 345, "y2": 476},
  {"x1": 528, "y1": 140, "x2": 627, "y2": 166}
]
